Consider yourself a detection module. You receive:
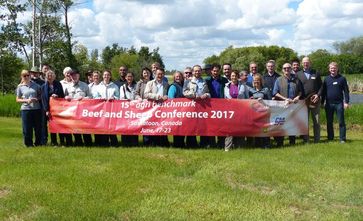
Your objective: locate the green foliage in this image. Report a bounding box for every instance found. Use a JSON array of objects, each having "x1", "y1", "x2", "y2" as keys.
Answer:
[
  {"x1": 0, "y1": 95, "x2": 21, "y2": 117},
  {"x1": 333, "y1": 35, "x2": 363, "y2": 56},
  {"x1": 308, "y1": 50, "x2": 363, "y2": 75},
  {"x1": 110, "y1": 53, "x2": 140, "y2": 79},
  {"x1": 0, "y1": 51, "x2": 26, "y2": 94},
  {"x1": 0, "y1": 116, "x2": 362, "y2": 220},
  {"x1": 204, "y1": 46, "x2": 298, "y2": 73},
  {"x1": 0, "y1": 0, "x2": 27, "y2": 55}
]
